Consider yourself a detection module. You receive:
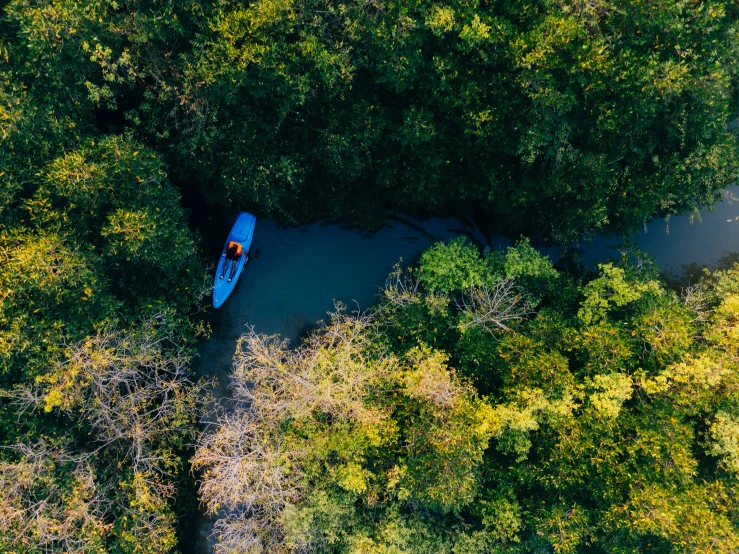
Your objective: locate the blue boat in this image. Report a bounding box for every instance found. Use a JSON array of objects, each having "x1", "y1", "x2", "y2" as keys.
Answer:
[{"x1": 213, "y1": 212, "x2": 256, "y2": 308}]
